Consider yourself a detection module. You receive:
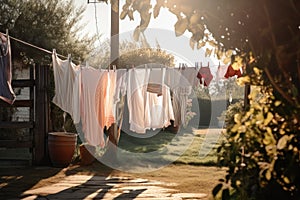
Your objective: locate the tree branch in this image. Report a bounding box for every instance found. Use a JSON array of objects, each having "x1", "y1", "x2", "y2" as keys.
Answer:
[{"x1": 264, "y1": 67, "x2": 294, "y2": 106}]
